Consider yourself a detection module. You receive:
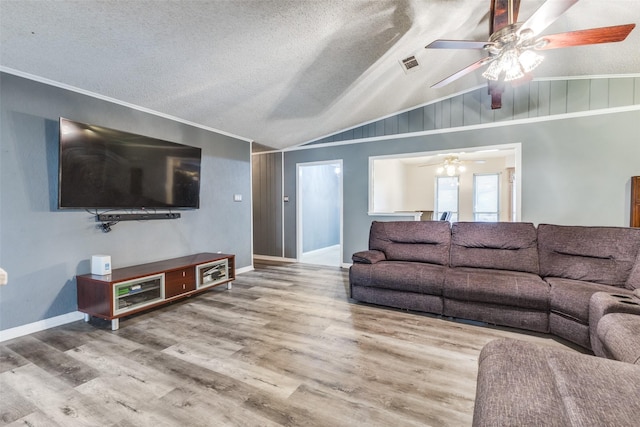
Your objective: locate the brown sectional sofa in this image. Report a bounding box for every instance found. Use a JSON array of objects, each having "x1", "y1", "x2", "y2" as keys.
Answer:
[
  {"x1": 540, "y1": 224, "x2": 640, "y2": 348},
  {"x1": 350, "y1": 220, "x2": 640, "y2": 350},
  {"x1": 473, "y1": 333, "x2": 640, "y2": 427},
  {"x1": 350, "y1": 220, "x2": 640, "y2": 425},
  {"x1": 474, "y1": 296, "x2": 640, "y2": 426}
]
